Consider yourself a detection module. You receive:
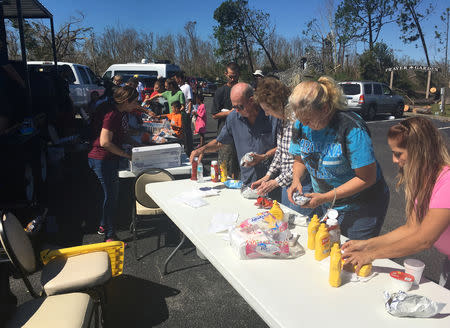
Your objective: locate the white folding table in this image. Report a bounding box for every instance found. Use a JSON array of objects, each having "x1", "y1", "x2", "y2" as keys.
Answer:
[{"x1": 146, "y1": 178, "x2": 450, "y2": 328}]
